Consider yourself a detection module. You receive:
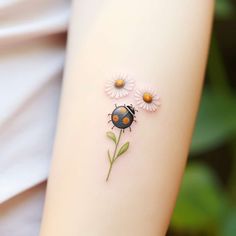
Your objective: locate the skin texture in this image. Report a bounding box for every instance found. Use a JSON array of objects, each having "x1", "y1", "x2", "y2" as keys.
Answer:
[{"x1": 39, "y1": 0, "x2": 214, "y2": 235}]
